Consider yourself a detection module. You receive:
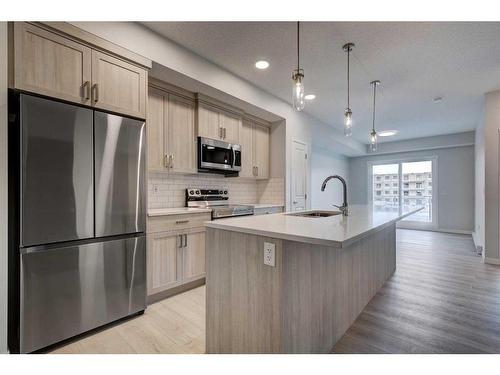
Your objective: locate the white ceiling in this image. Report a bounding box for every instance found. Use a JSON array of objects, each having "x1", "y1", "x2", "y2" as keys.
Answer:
[{"x1": 142, "y1": 22, "x2": 500, "y2": 143}]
